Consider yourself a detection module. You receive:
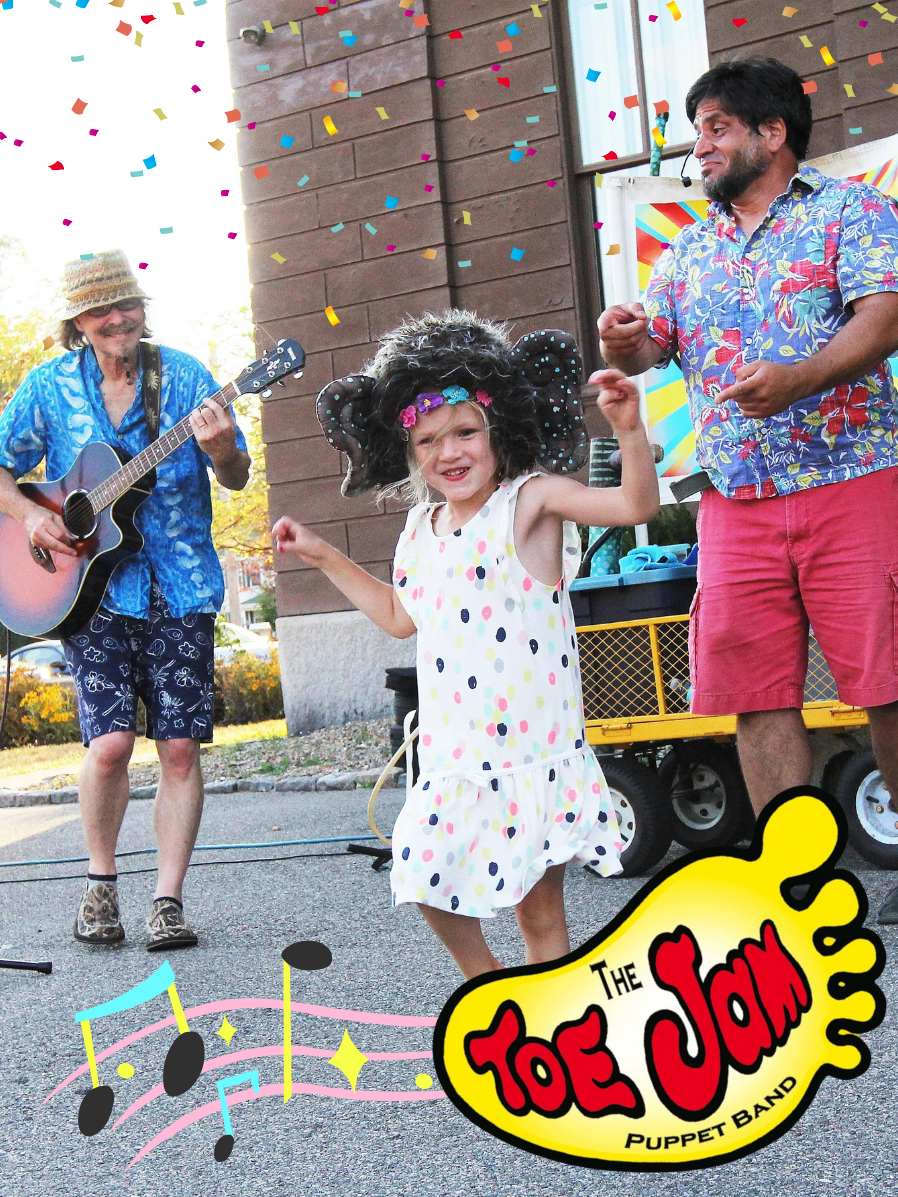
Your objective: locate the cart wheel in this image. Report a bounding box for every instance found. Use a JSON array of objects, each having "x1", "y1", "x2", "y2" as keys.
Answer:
[
  {"x1": 597, "y1": 755, "x2": 673, "y2": 876},
  {"x1": 659, "y1": 742, "x2": 754, "y2": 849},
  {"x1": 835, "y1": 748, "x2": 898, "y2": 869}
]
